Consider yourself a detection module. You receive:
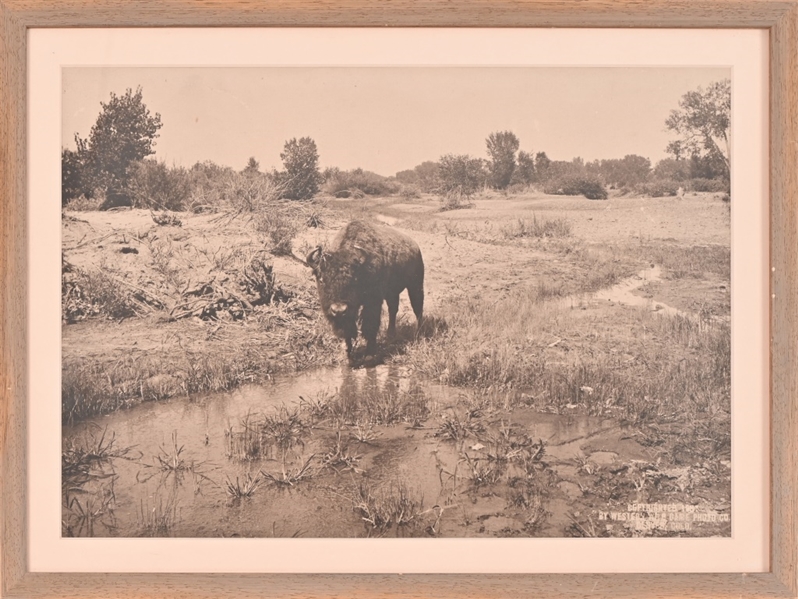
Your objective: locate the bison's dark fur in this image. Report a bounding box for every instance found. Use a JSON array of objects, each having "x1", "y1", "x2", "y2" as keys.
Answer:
[{"x1": 306, "y1": 220, "x2": 424, "y2": 360}]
